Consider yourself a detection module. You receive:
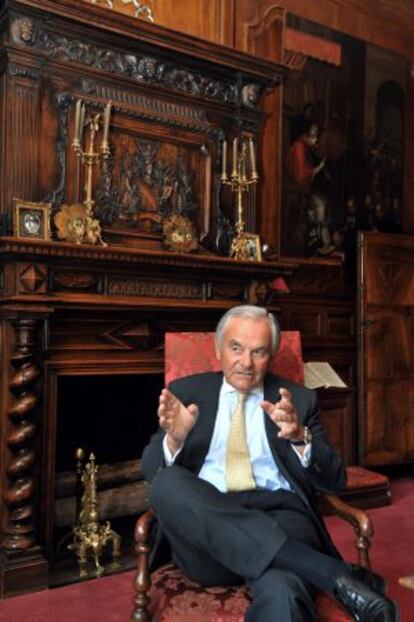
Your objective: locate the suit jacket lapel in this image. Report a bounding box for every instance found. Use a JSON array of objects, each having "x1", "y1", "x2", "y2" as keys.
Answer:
[
  {"x1": 263, "y1": 374, "x2": 311, "y2": 505},
  {"x1": 176, "y1": 372, "x2": 222, "y2": 474}
]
